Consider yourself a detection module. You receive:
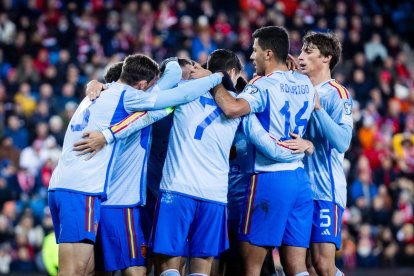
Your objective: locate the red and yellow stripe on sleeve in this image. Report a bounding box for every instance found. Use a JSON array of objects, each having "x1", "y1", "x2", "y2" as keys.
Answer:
[
  {"x1": 110, "y1": 111, "x2": 147, "y2": 134},
  {"x1": 328, "y1": 81, "x2": 349, "y2": 99}
]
